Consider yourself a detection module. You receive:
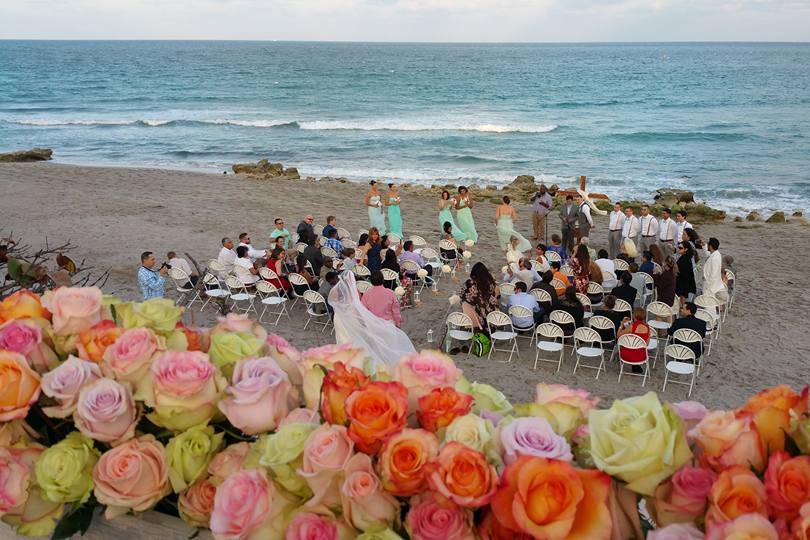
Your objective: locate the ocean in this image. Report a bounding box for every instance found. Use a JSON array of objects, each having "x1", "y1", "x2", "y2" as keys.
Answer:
[{"x1": 1, "y1": 41, "x2": 808, "y2": 214}]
